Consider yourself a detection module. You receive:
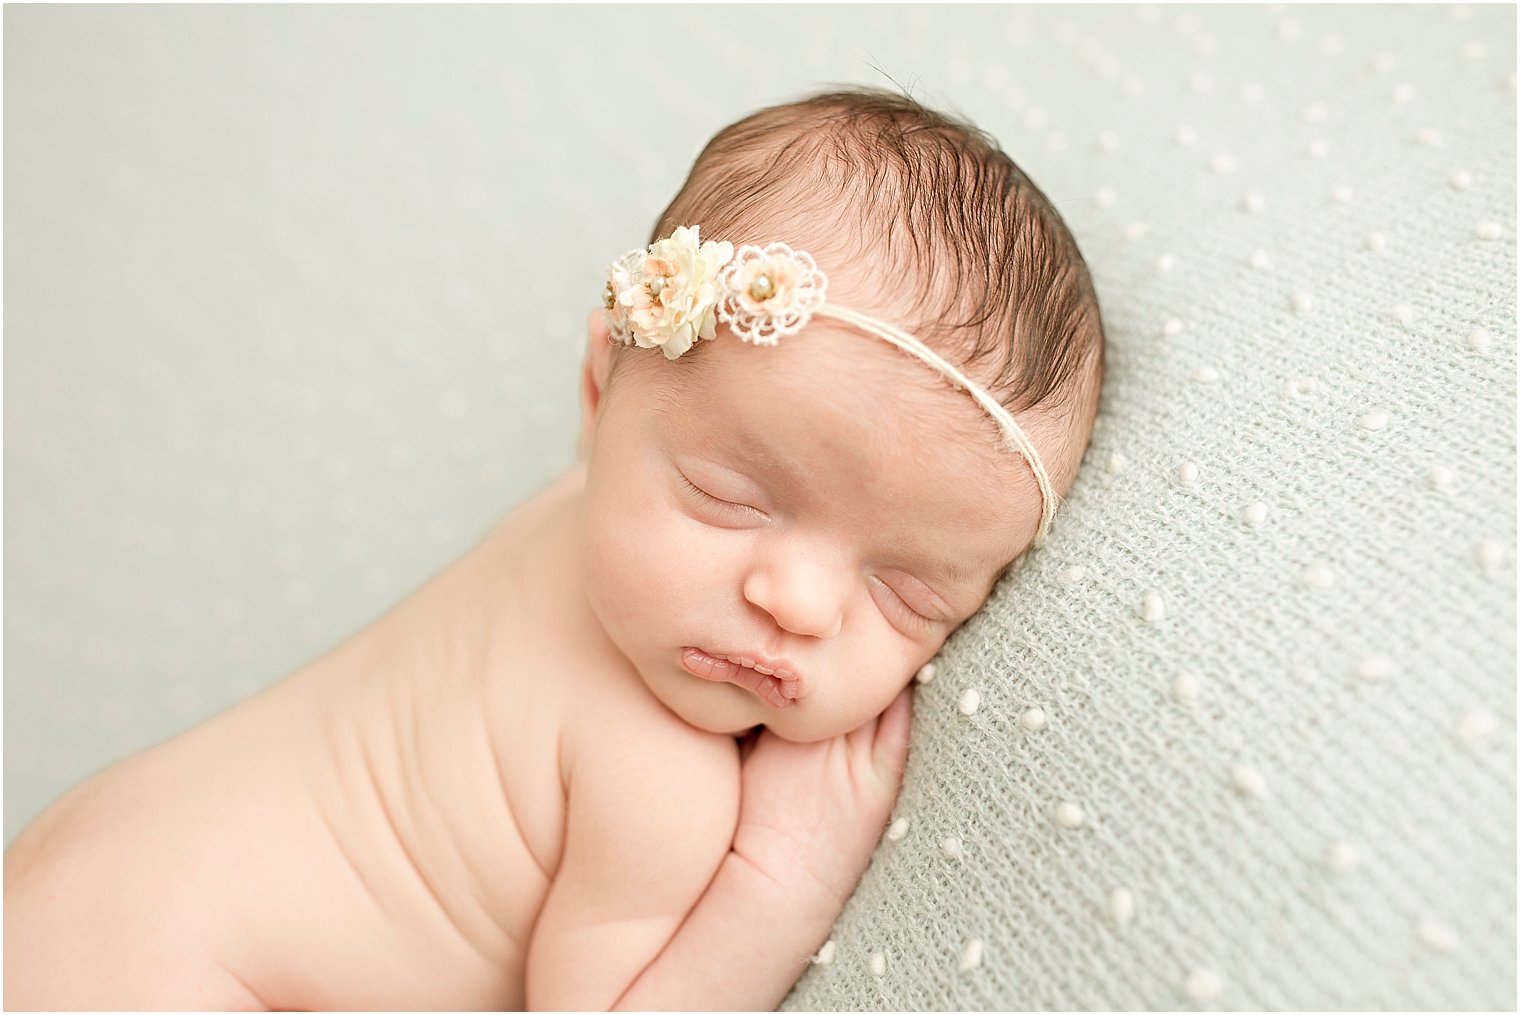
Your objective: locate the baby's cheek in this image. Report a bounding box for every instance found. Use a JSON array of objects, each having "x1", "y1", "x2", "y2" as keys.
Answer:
[{"x1": 582, "y1": 489, "x2": 693, "y2": 621}]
